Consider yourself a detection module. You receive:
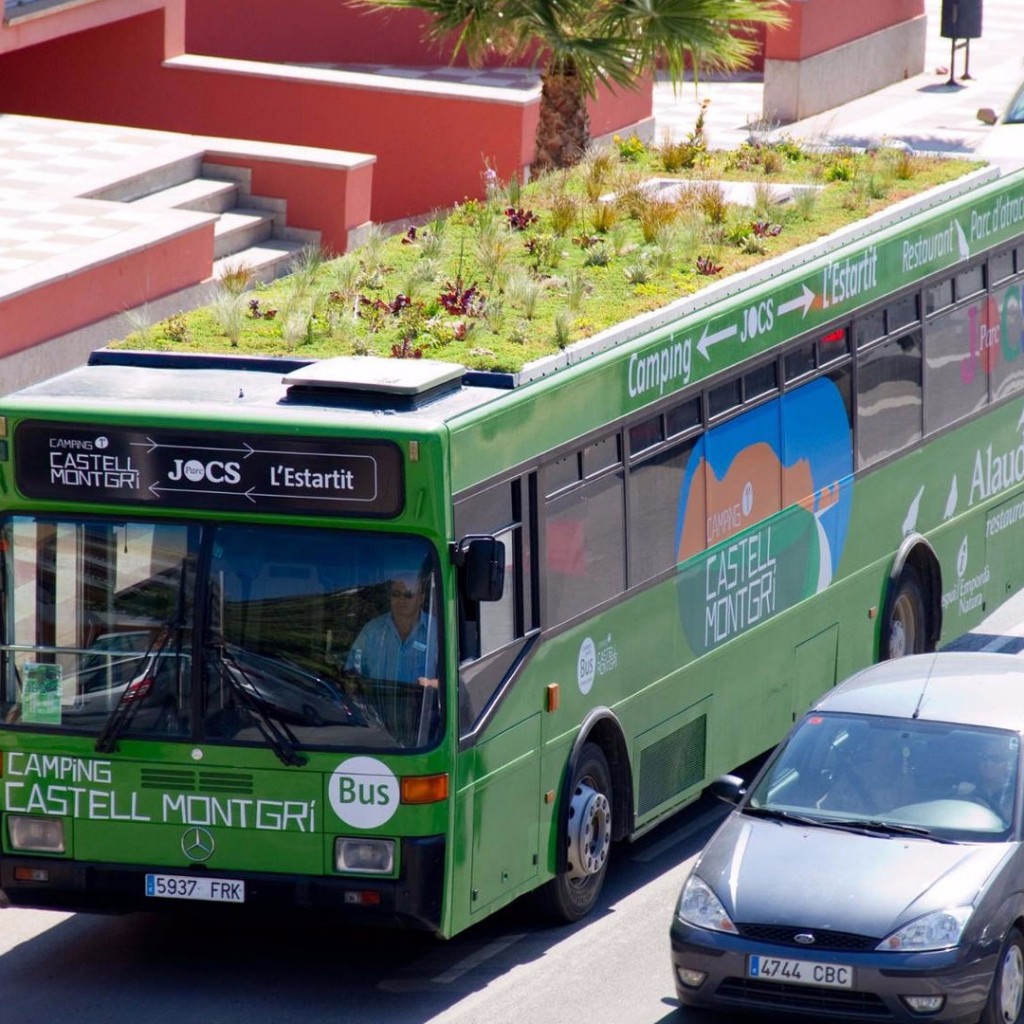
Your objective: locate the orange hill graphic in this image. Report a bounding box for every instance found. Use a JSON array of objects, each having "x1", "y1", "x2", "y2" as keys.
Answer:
[{"x1": 678, "y1": 443, "x2": 831, "y2": 560}]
